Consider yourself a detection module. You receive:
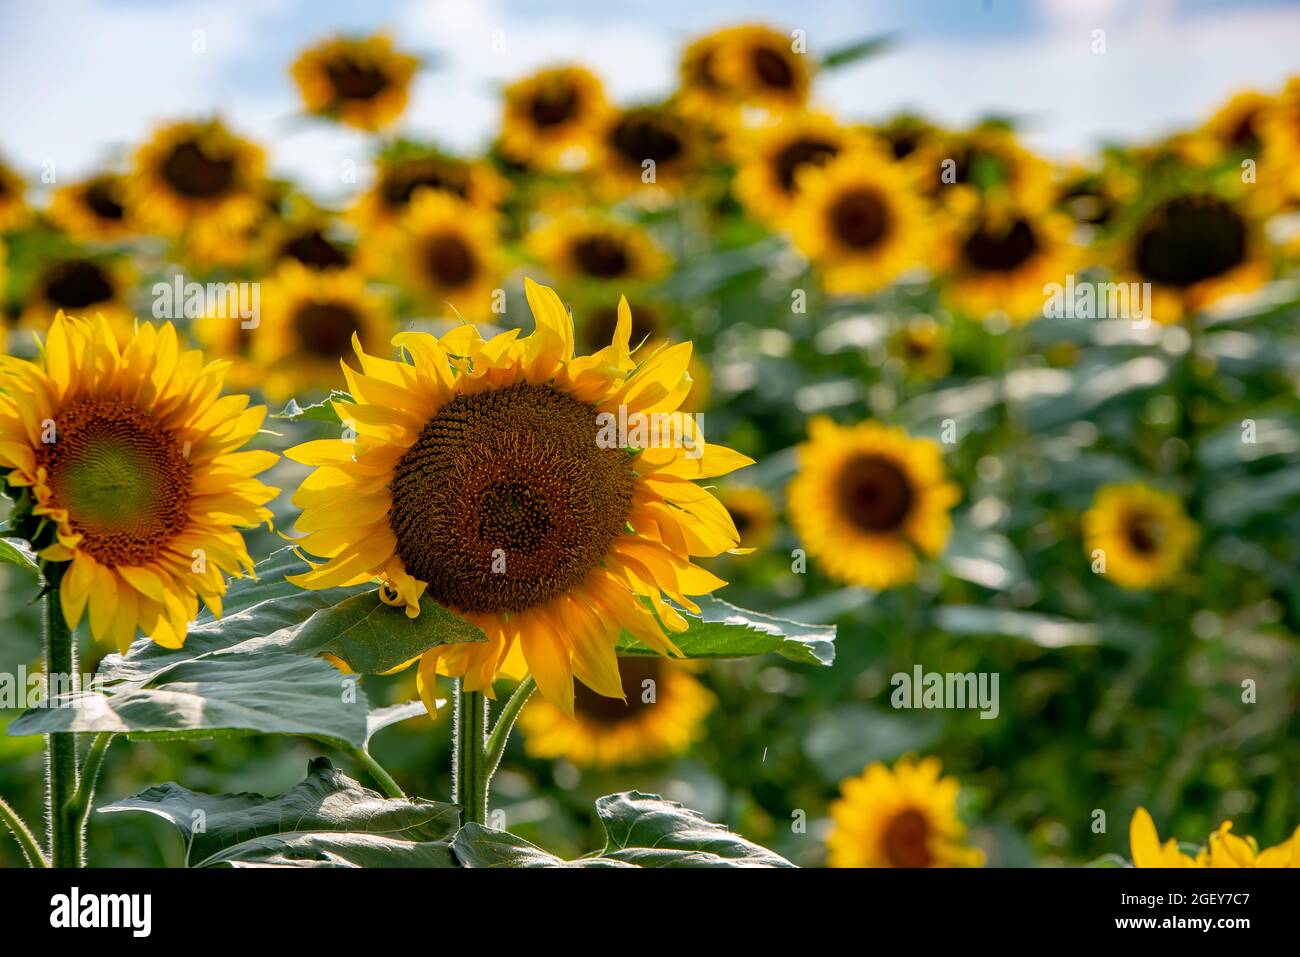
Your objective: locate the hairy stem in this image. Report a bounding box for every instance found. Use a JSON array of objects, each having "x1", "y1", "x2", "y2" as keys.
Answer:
[
  {"x1": 0, "y1": 795, "x2": 48, "y2": 867},
  {"x1": 483, "y1": 676, "x2": 536, "y2": 782},
  {"x1": 353, "y1": 747, "x2": 405, "y2": 799},
  {"x1": 67, "y1": 732, "x2": 114, "y2": 847},
  {"x1": 453, "y1": 682, "x2": 489, "y2": 827},
  {"x1": 44, "y1": 590, "x2": 82, "y2": 868}
]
